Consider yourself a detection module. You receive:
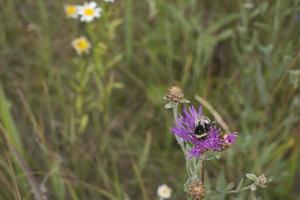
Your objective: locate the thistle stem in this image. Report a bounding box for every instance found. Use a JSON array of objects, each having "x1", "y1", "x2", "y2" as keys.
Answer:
[
  {"x1": 201, "y1": 159, "x2": 205, "y2": 183},
  {"x1": 227, "y1": 184, "x2": 255, "y2": 194},
  {"x1": 172, "y1": 103, "x2": 178, "y2": 120},
  {"x1": 172, "y1": 103, "x2": 186, "y2": 153}
]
